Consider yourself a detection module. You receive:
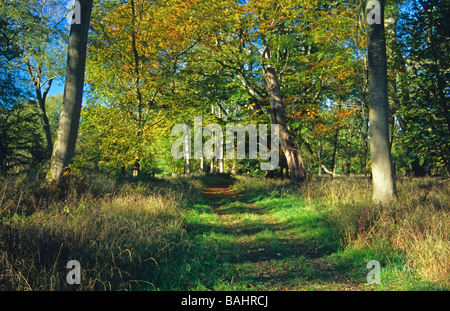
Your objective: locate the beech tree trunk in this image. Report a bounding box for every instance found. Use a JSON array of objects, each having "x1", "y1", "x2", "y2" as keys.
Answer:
[
  {"x1": 367, "y1": 0, "x2": 397, "y2": 203},
  {"x1": 330, "y1": 123, "x2": 339, "y2": 175},
  {"x1": 219, "y1": 158, "x2": 224, "y2": 173},
  {"x1": 133, "y1": 157, "x2": 140, "y2": 177},
  {"x1": 263, "y1": 61, "x2": 306, "y2": 182},
  {"x1": 46, "y1": 0, "x2": 93, "y2": 186}
]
